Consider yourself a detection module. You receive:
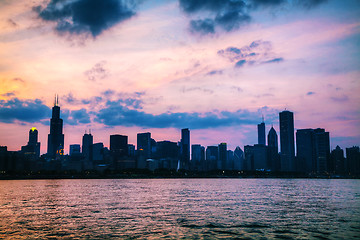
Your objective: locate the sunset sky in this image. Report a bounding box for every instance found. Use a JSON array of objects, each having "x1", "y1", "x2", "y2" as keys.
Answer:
[{"x1": 0, "y1": 0, "x2": 359, "y2": 154}]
